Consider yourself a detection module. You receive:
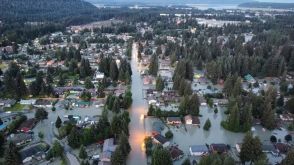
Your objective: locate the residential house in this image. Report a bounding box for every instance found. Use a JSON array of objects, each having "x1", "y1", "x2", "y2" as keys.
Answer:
[
  {"x1": 0, "y1": 112, "x2": 18, "y2": 122},
  {"x1": 100, "y1": 138, "x2": 117, "y2": 163},
  {"x1": 0, "y1": 99, "x2": 16, "y2": 108},
  {"x1": 166, "y1": 117, "x2": 181, "y2": 125},
  {"x1": 275, "y1": 143, "x2": 290, "y2": 154},
  {"x1": 94, "y1": 71, "x2": 105, "y2": 80},
  {"x1": 152, "y1": 121, "x2": 164, "y2": 135},
  {"x1": 280, "y1": 113, "x2": 294, "y2": 122},
  {"x1": 244, "y1": 74, "x2": 256, "y2": 84},
  {"x1": 210, "y1": 144, "x2": 228, "y2": 154},
  {"x1": 20, "y1": 99, "x2": 36, "y2": 105},
  {"x1": 0, "y1": 112, "x2": 18, "y2": 131},
  {"x1": 152, "y1": 134, "x2": 170, "y2": 147},
  {"x1": 184, "y1": 115, "x2": 200, "y2": 126},
  {"x1": 34, "y1": 99, "x2": 52, "y2": 108},
  {"x1": 189, "y1": 145, "x2": 209, "y2": 156},
  {"x1": 262, "y1": 145, "x2": 278, "y2": 156},
  {"x1": 213, "y1": 99, "x2": 229, "y2": 105},
  {"x1": 7, "y1": 133, "x2": 33, "y2": 146},
  {"x1": 20, "y1": 143, "x2": 49, "y2": 164},
  {"x1": 18, "y1": 118, "x2": 38, "y2": 133},
  {"x1": 169, "y1": 146, "x2": 184, "y2": 161}
]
